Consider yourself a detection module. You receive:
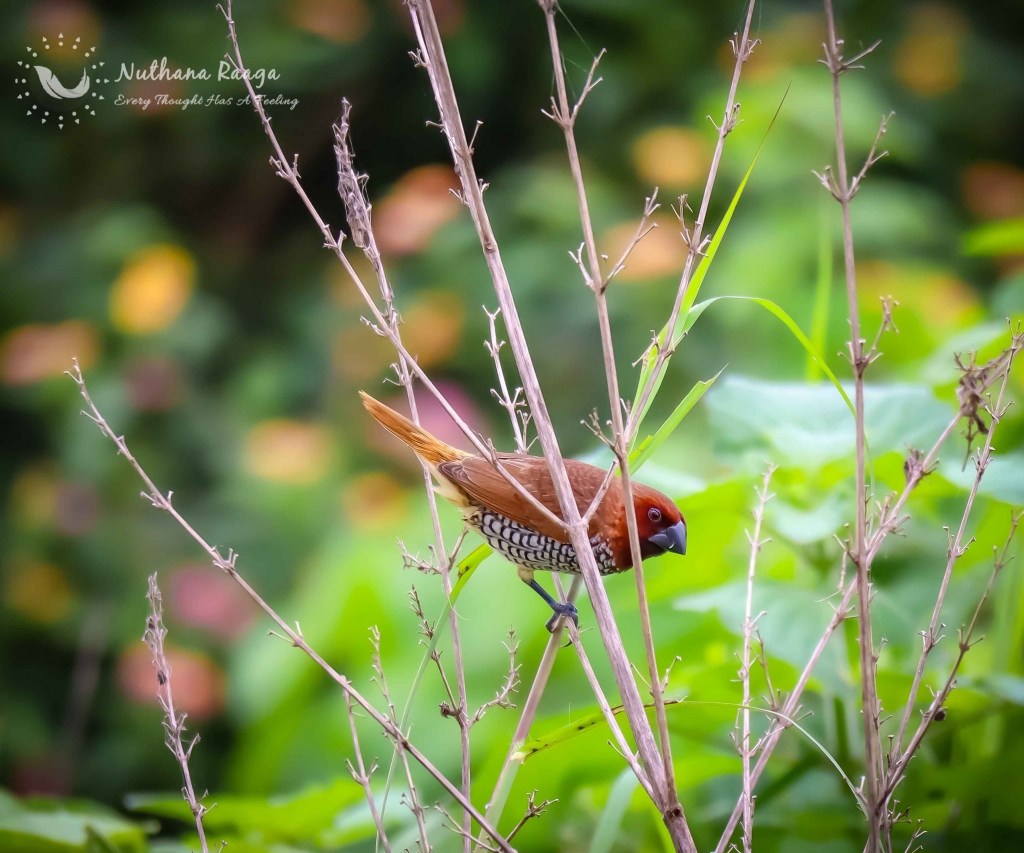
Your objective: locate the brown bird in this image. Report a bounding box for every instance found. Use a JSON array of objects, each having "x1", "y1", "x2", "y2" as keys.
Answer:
[{"x1": 361, "y1": 393, "x2": 687, "y2": 630}]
